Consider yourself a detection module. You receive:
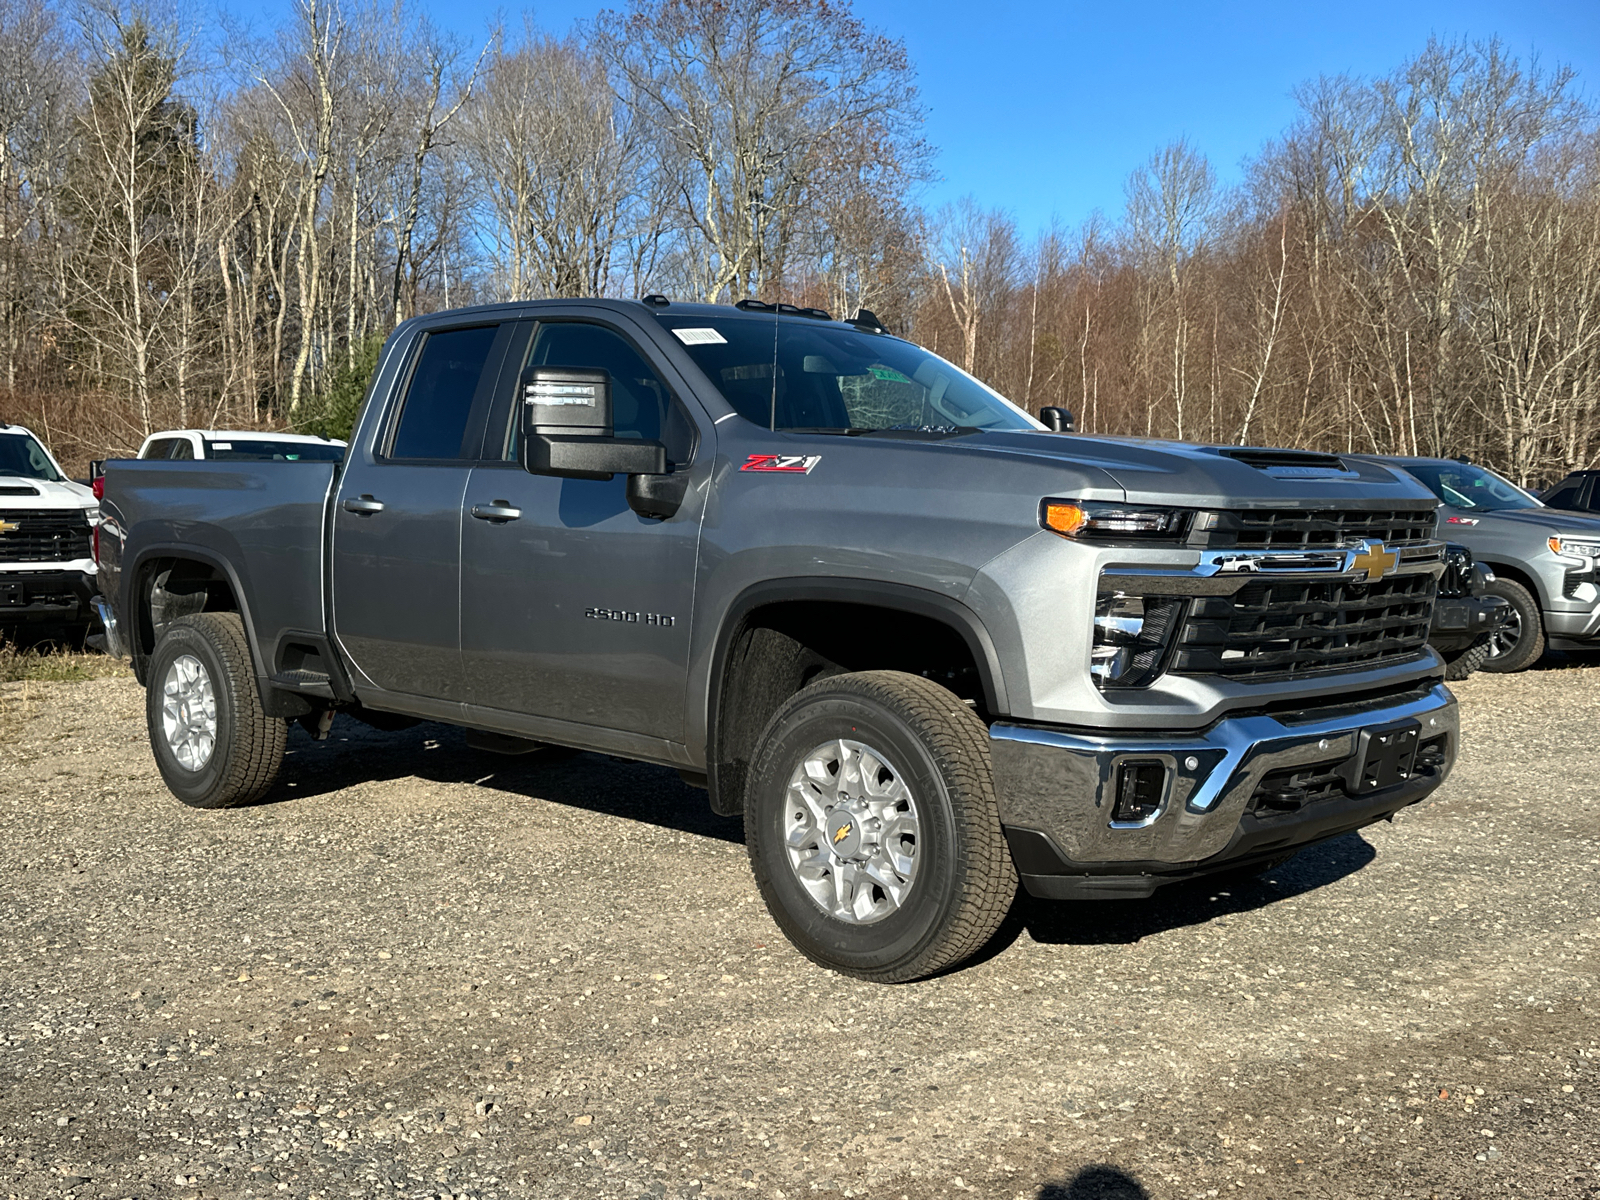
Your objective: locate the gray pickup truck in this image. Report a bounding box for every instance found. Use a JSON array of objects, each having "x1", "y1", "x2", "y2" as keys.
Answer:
[
  {"x1": 98, "y1": 298, "x2": 1460, "y2": 981},
  {"x1": 1361, "y1": 456, "x2": 1600, "y2": 672}
]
